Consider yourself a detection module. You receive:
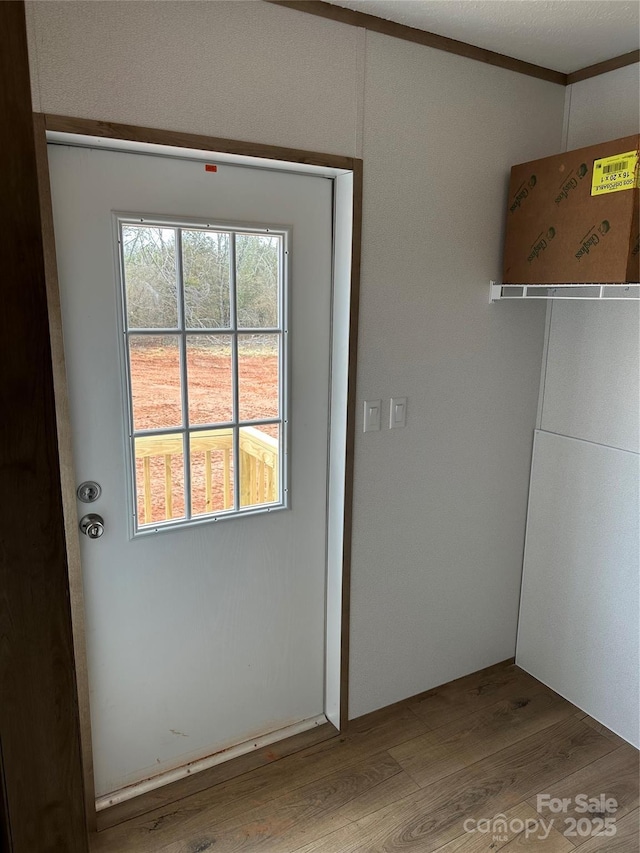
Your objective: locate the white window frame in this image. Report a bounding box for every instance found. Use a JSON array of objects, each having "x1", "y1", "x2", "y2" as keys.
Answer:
[{"x1": 114, "y1": 213, "x2": 290, "y2": 537}]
